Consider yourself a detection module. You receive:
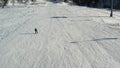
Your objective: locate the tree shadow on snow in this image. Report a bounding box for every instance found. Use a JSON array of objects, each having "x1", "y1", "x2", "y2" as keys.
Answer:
[
  {"x1": 50, "y1": 16, "x2": 108, "y2": 19},
  {"x1": 92, "y1": 38, "x2": 118, "y2": 41},
  {"x1": 70, "y1": 37, "x2": 118, "y2": 43},
  {"x1": 51, "y1": 16, "x2": 68, "y2": 18},
  {"x1": 76, "y1": 16, "x2": 108, "y2": 18}
]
